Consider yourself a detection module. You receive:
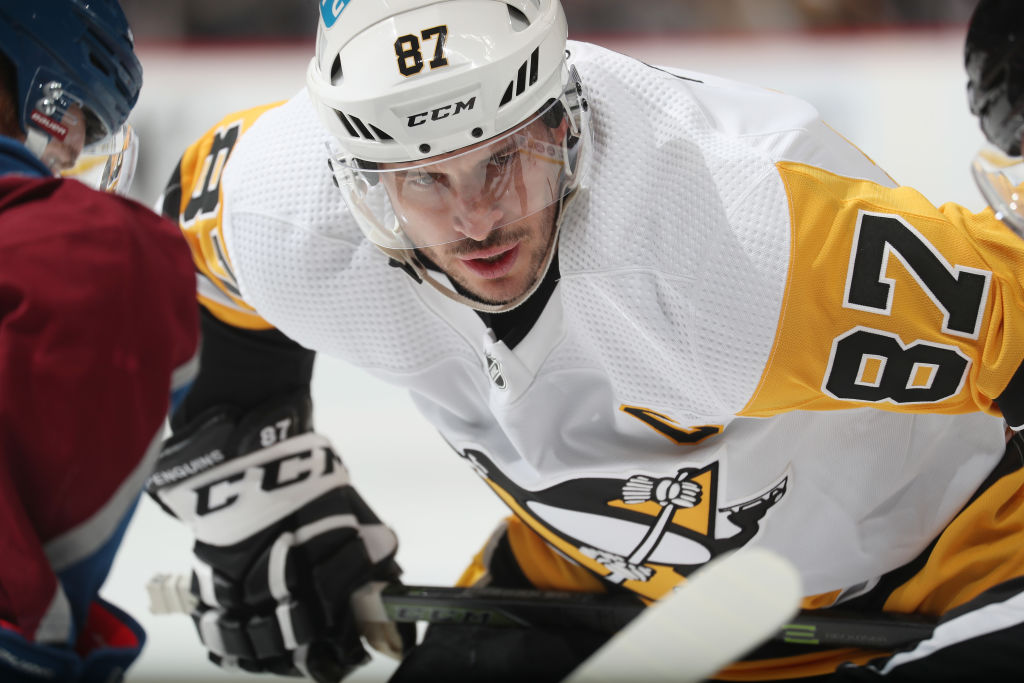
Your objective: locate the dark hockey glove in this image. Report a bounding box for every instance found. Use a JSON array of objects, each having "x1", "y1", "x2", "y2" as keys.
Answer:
[{"x1": 146, "y1": 394, "x2": 410, "y2": 681}]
